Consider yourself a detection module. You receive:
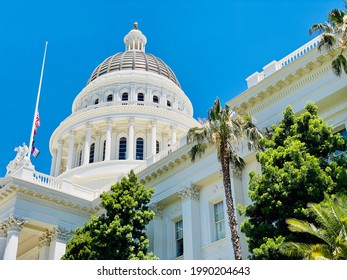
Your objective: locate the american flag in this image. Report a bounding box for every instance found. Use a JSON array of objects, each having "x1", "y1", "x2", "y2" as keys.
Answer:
[{"x1": 34, "y1": 112, "x2": 40, "y2": 135}]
